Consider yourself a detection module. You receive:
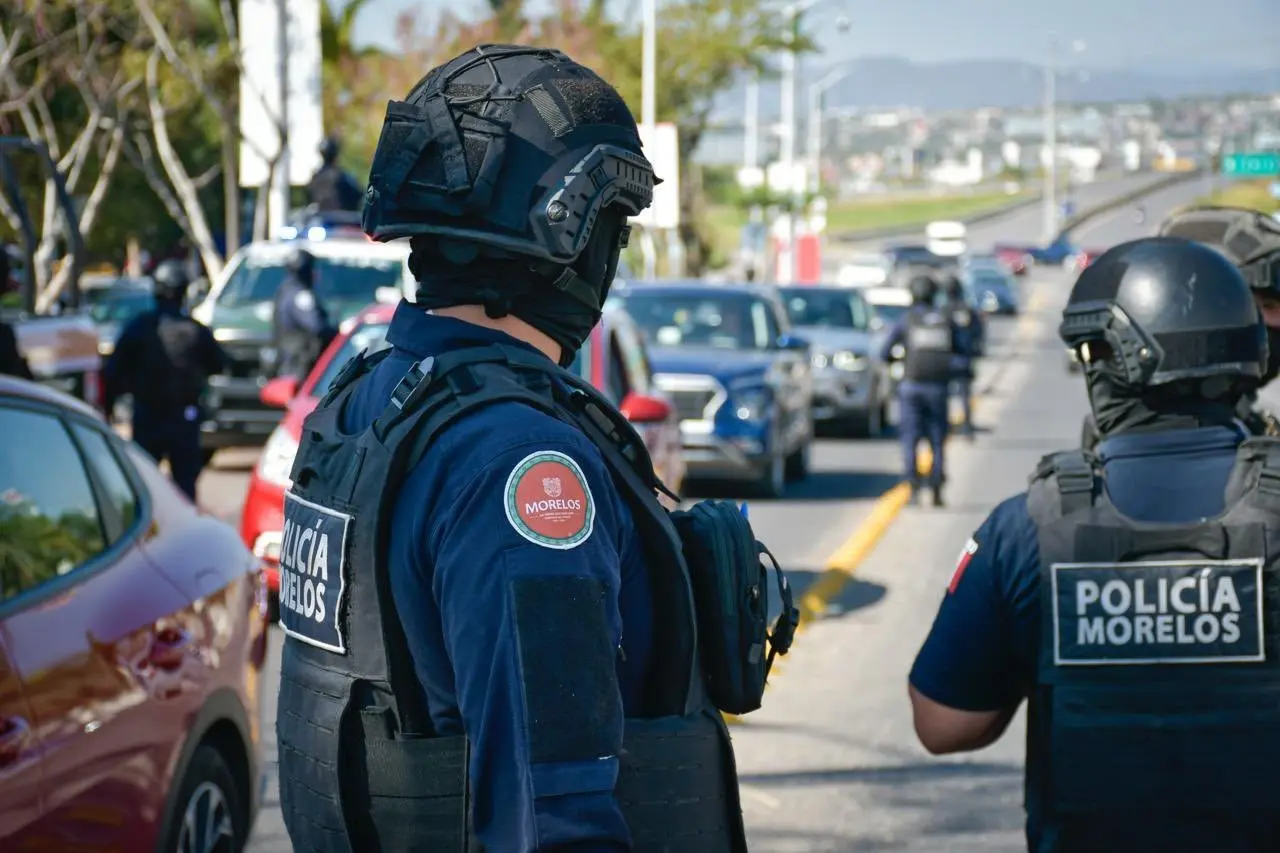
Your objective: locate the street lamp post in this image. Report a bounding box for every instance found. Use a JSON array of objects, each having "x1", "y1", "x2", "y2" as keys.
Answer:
[
  {"x1": 1042, "y1": 37, "x2": 1086, "y2": 242},
  {"x1": 806, "y1": 66, "x2": 851, "y2": 197}
]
